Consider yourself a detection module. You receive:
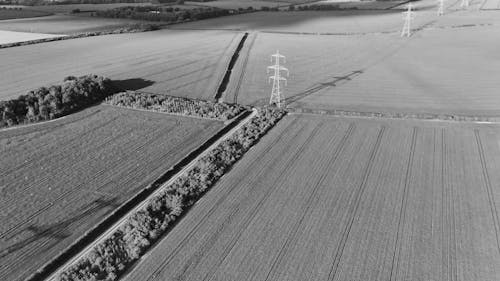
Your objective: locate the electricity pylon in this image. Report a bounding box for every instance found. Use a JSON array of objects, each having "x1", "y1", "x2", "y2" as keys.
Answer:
[
  {"x1": 437, "y1": 0, "x2": 445, "y2": 15},
  {"x1": 267, "y1": 50, "x2": 289, "y2": 108},
  {"x1": 460, "y1": 0, "x2": 469, "y2": 9},
  {"x1": 401, "y1": 3, "x2": 415, "y2": 37}
]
